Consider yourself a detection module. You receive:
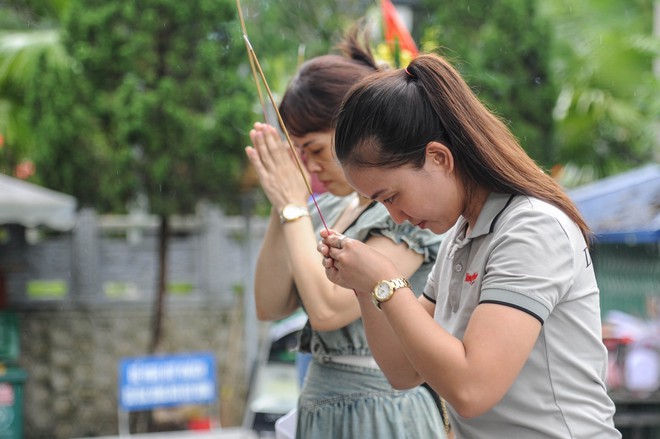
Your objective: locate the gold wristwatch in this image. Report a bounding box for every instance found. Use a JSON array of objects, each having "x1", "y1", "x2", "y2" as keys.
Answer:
[
  {"x1": 371, "y1": 277, "x2": 411, "y2": 309},
  {"x1": 279, "y1": 204, "x2": 310, "y2": 224}
]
